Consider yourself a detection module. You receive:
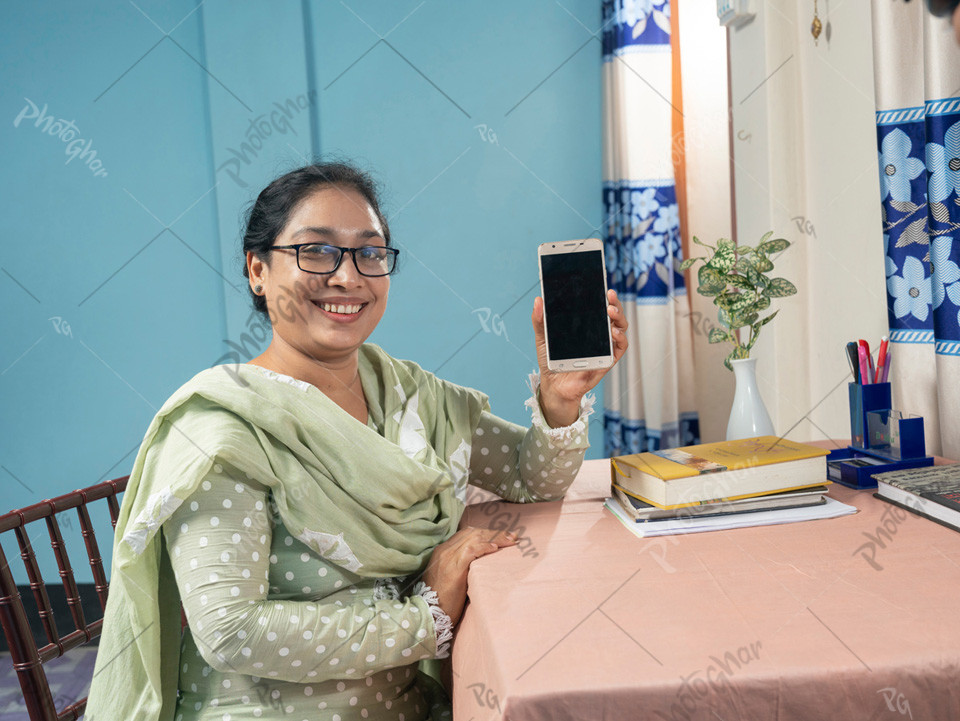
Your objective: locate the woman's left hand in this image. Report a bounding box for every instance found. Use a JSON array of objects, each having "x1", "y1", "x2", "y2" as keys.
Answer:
[{"x1": 531, "y1": 288, "x2": 628, "y2": 428}]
